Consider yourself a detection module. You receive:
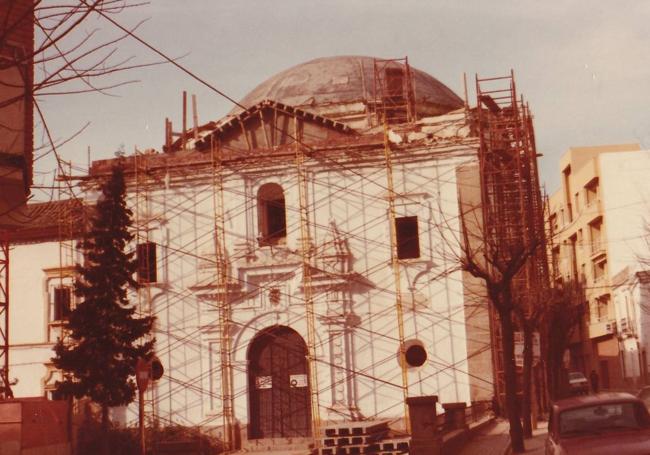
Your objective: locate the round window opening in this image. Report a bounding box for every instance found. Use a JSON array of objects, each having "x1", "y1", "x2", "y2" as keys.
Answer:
[
  {"x1": 399, "y1": 340, "x2": 428, "y2": 369},
  {"x1": 405, "y1": 344, "x2": 427, "y2": 367}
]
